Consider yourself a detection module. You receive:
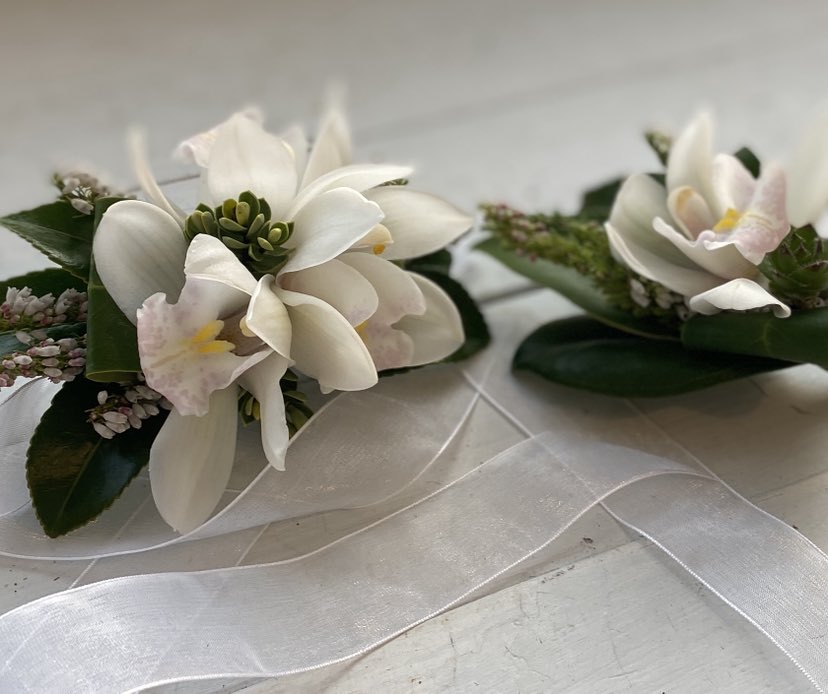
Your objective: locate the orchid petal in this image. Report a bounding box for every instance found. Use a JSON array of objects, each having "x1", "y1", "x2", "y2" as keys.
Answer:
[
  {"x1": 93, "y1": 200, "x2": 187, "y2": 324},
  {"x1": 280, "y1": 123, "x2": 309, "y2": 183},
  {"x1": 688, "y1": 278, "x2": 791, "y2": 317},
  {"x1": 787, "y1": 106, "x2": 828, "y2": 227},
  {"x1": 711, "y1": 153, "x2": 756, "y2": 217},
  {"x1": 174, "y1": 107, "x2": 264, "y2": 167},
  {"x1": 206, "y1": 113, "x2": 298, "y2": 216},
  {"x1": 279, "y1": 259, "x2": 378, "y2": 327},
  {"x1": 653, "y1": 217, "x2": 757, "y2": 280},
  {"x1": 238, "y1": 354, "x2": 291, "y2": 470},
  {"x1": 608, "y1": 174, "x2": 691, "y2": 267},
  {"x1": 128, "y1": 129, "x2": 186, "y2": 227},
  {"x1": 358, "y1": 322, "x2": 415, "y2": 372},
  {"x1": 137, "y1": 278, "x2": 267, "y2": 417},
  {"x1": 286, "y1": 163, "x2": 413, "y2": 219},
  {"x1": 339, "y1": 253, "x2": 426, "y2": 323},
  {"x1": 183, "y1": 234, "x2": 258, "y2": 296},
  {"x1": 698, "y1": 164, "x2": 789, "y2": 265},
  {"x1": 245, "y1": 275, "x2": 292, "y2": 358},
  {"x1": 361, "y1": 187, "x2": 472, "y2": 261},
  {"x1": 149, "y1": 387, "x2": 238, "y2": 533},
  {"x1": 276, "y1": 286, "x2": 377, "y2": 392},
  {"x1": 301, "y1": 107, "x2": 352, "y2": 188},
  {"x1": 605, "y1": 222, "x2": 721, "y2": 297},
  {"x1": 280, "y1": 188, "x2": 384, "y2": 274},
  {"x1": 351, "y1": 223, "x2": 394, "y2": 251},
  {"x1": 394, "y1": 272, "x2": 464, "y2": 366},
  {"x1": 666, "y1": 186, "x2": 716, "y2": 240},
  {"x1": 149, "y1": 386, "x2": 239, "y2": 533},
  {"x1": 667, "y1": 112, "x2": 714, "y2": 203}
]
